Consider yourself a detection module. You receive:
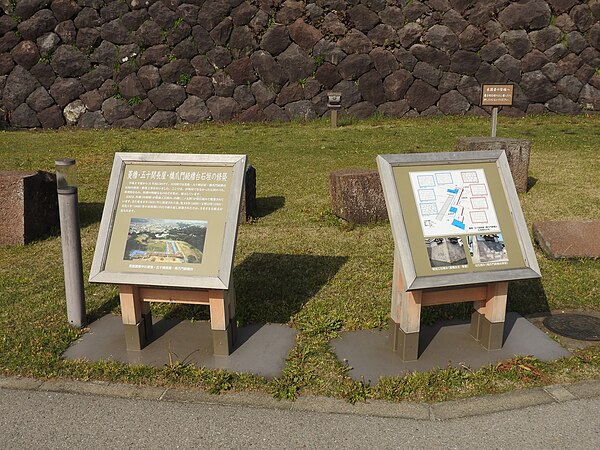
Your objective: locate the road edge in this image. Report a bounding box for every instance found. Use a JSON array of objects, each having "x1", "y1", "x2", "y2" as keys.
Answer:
[{"x1": 1, "y1": 376, "x2": 599, "y2": 421}]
